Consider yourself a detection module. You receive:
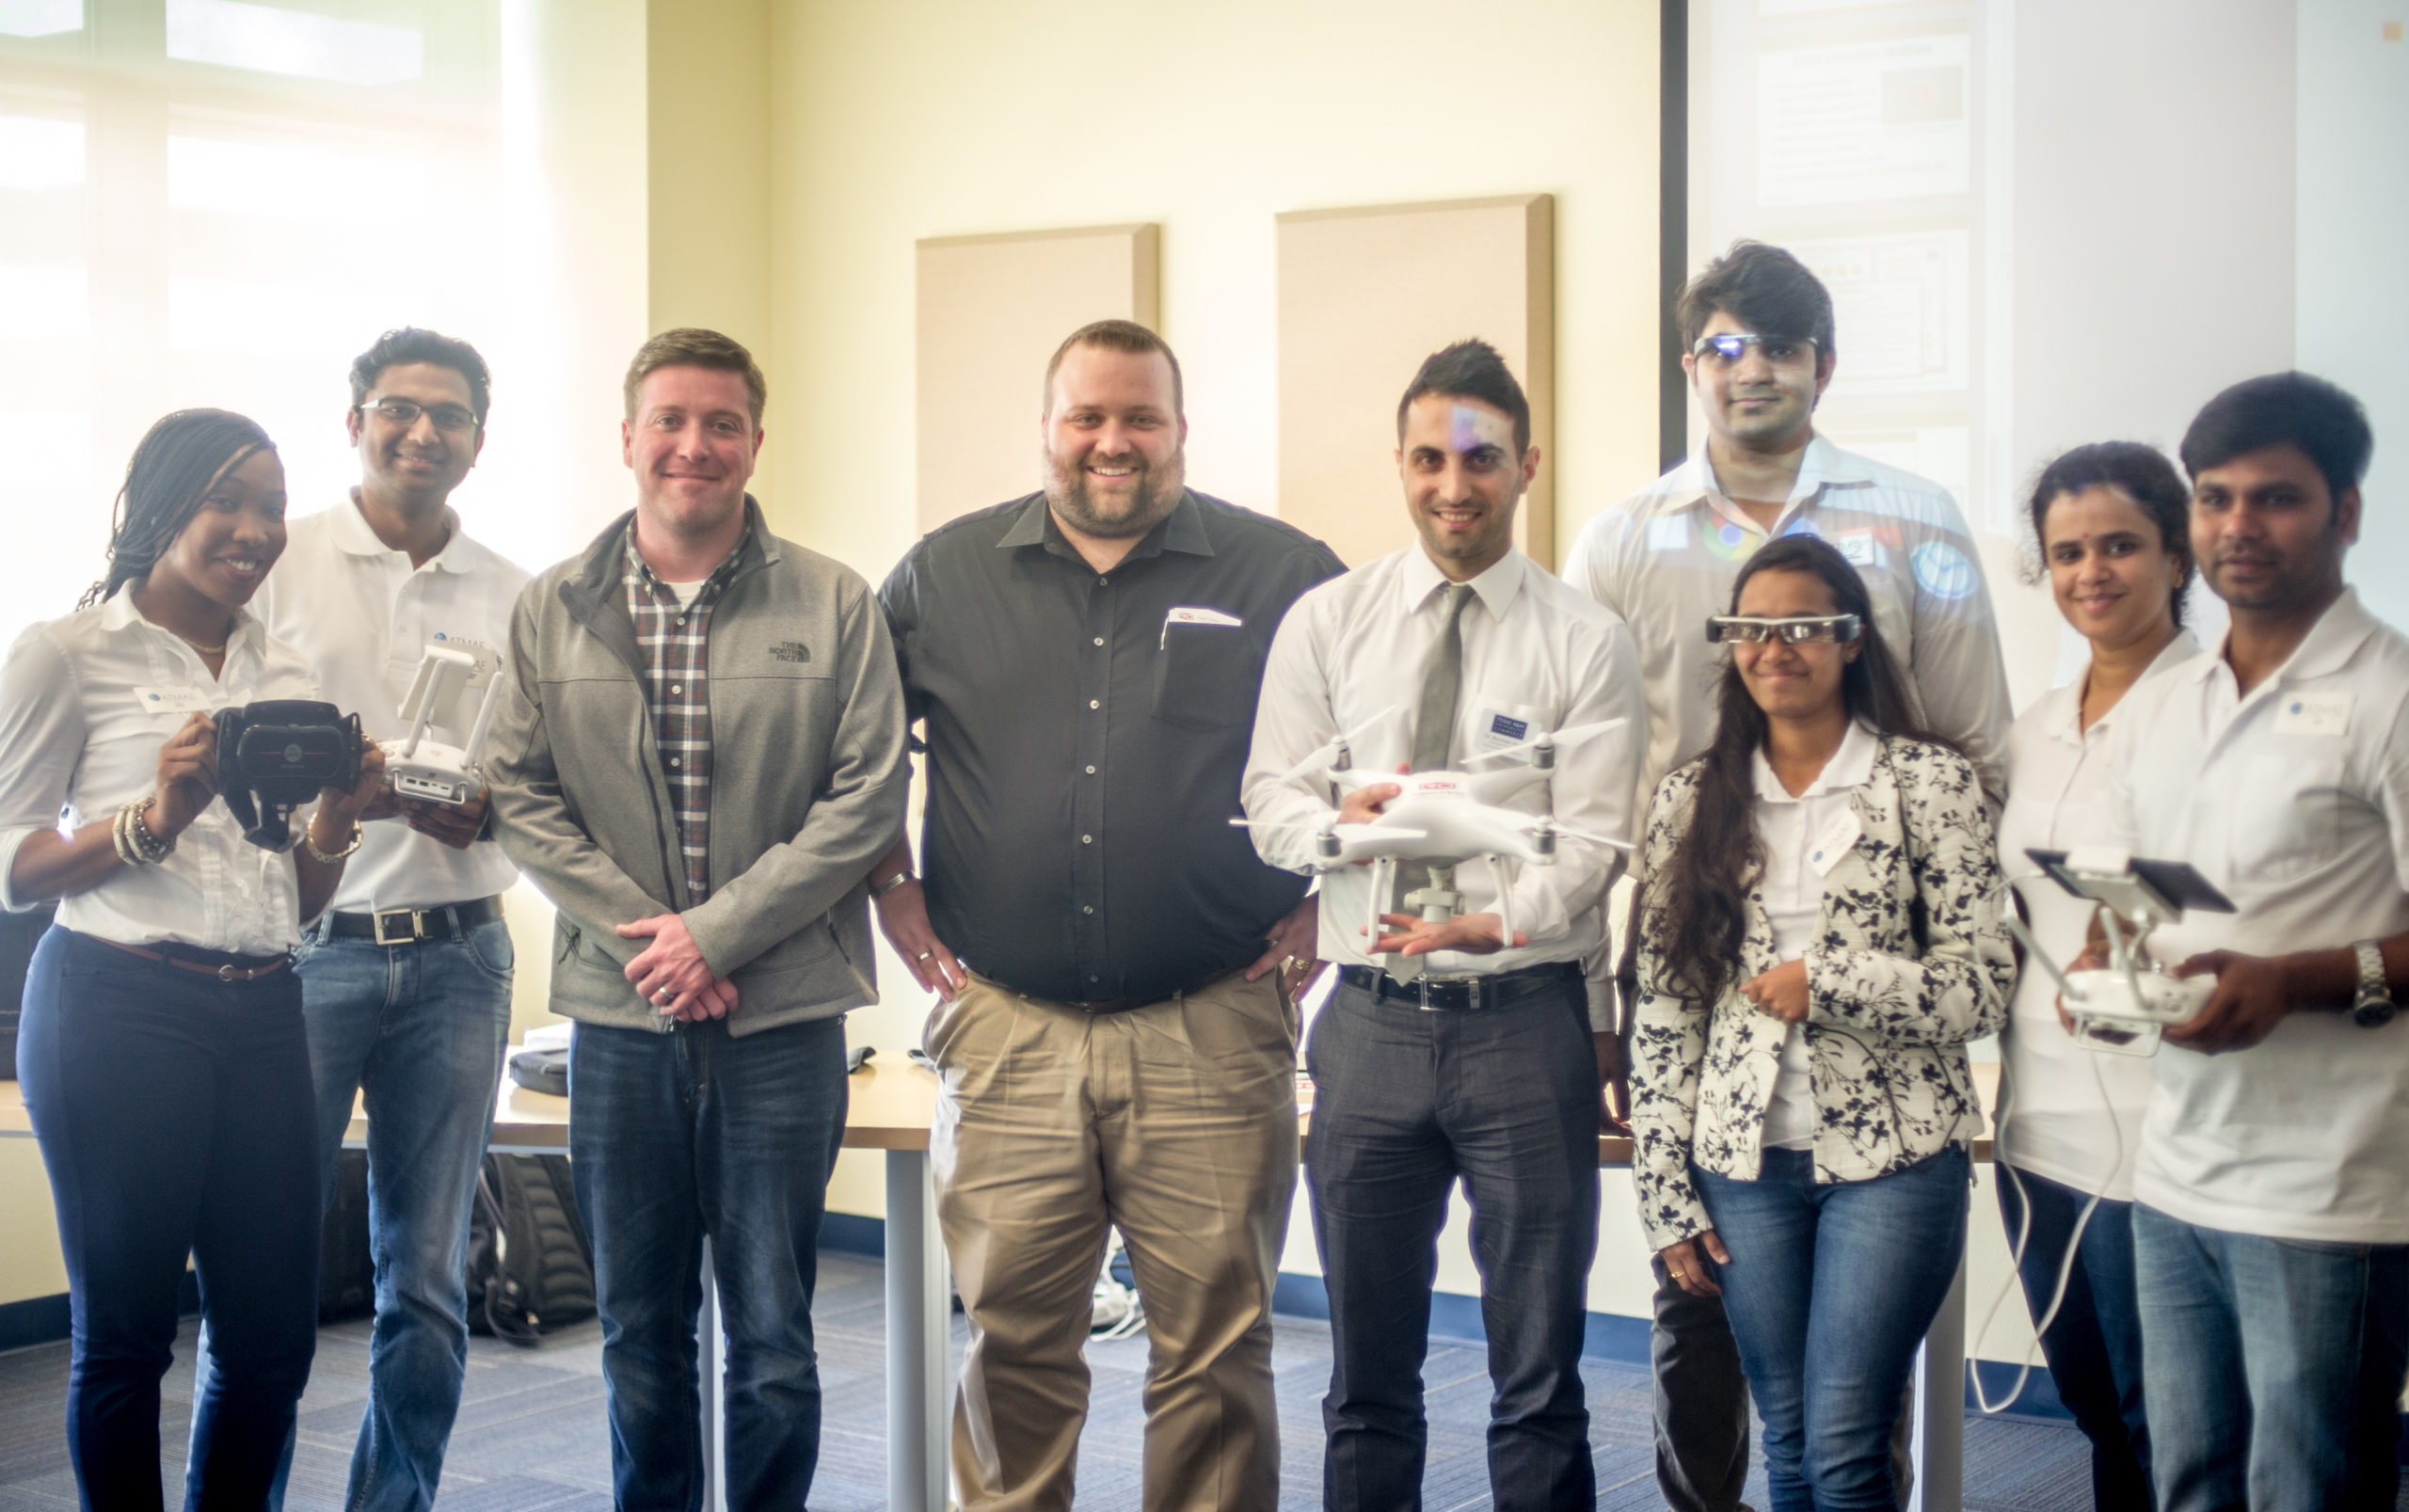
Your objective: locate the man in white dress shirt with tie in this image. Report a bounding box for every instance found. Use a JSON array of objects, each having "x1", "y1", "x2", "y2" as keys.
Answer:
[
  {"x1": 1243, "y1": 340, "x2": 1645, "y2": 1511},
  {"x1": 2102, "y1": 372, "x2": 2408, "y2": 1512},
  {"x1": 255, "y1": 328, "x2": 529, "y2": 1512},
  {"x1": 1558, "y1": 241, "x2": 2014, "y2": 1512}
]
